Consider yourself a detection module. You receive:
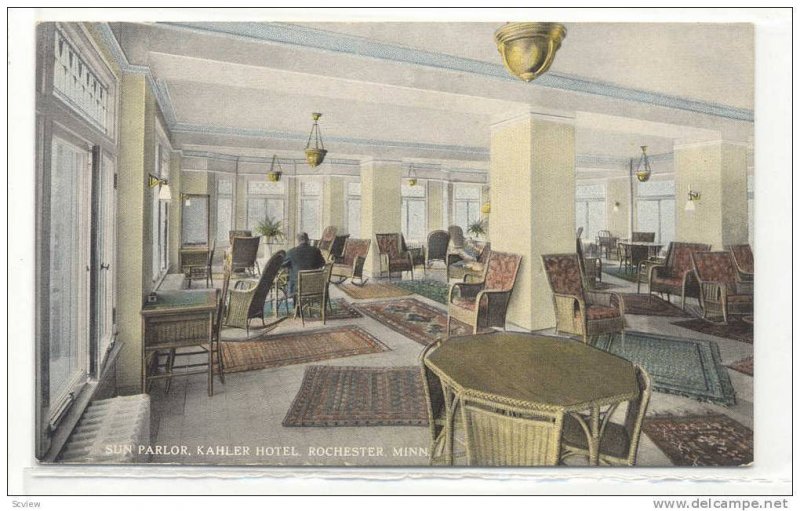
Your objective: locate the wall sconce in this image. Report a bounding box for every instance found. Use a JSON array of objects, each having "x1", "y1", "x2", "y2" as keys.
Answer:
[
  {"x1": 148, "y1": 173, "x2": 171, "y2": 200},
  {"x1": 685, "y1": 187, "x2": 701, "y2": 211},
  {"x1": 481, "y1": 202, "x2": 491, "y2": 214},
  {"x1": 180, "y1": 193, "x2": 191, "y2": 206},
  {"x1": 406, "y1": 163, "x2": 418, "y2": 186},
  {"x1": 613, "y1": 201, "x2": 620, "y2": 212},
  {"x1": 304, "y1": 112, "x2": 327, "y2": 168}
]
